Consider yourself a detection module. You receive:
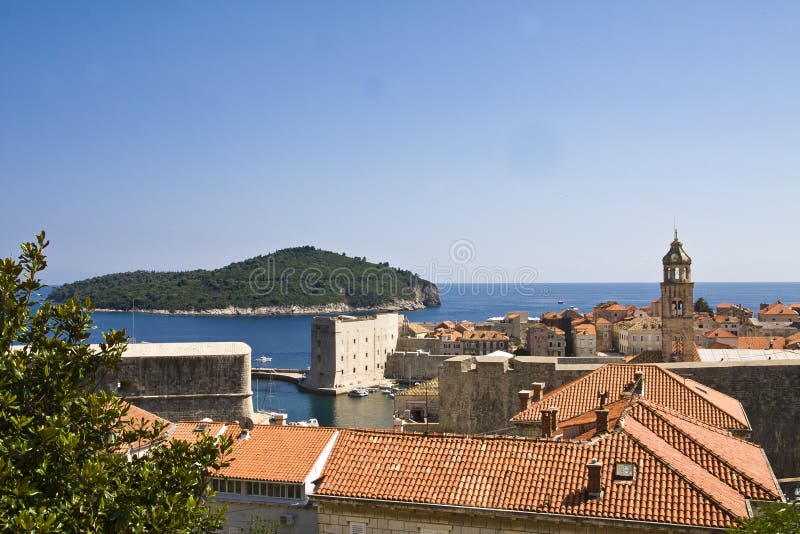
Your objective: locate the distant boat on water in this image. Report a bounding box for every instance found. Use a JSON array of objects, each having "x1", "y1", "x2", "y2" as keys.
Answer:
[
  {"x1": 557, "y1": 298, "x2": 565, "y2": 304},
  {"x1": 348, "y1": 388, "x2": 369, "y2": 397},
  {"x1": 256, "y1": 355, "x2": 272, "y2": 364}
]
